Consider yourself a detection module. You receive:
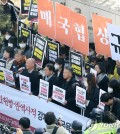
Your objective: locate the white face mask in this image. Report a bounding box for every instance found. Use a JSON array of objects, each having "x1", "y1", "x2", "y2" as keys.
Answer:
[
  {"x1": 84, "y1": 80, "x2": 88, "y2": 88},
  {"x1": 54, "y1": 64, "x2": 59, "y2": 70},
  {"x1": 1, "y1": 2, "x2": 7, "y2": 5},
  {"x1": 19, "y1": 43, "x2": 26, "y2": 49},
  {"x1": 8, "y1": 43, "x2": 13, "y2": 47},
  {"x1": 108, "y1": 87, "x2": 113, "y2": 93},
  {"x1": 5, "y1": 35, "x2": 11, "y2": 40},
  {"x1": 89, "y1": 51, "x2": 94, "y2": 56}
]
